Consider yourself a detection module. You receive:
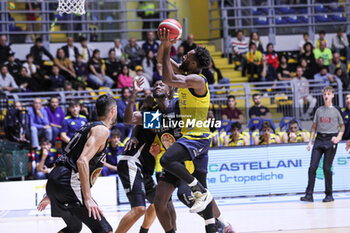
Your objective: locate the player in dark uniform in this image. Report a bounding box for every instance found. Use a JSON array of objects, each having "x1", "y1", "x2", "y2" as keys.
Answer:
[{"x1": 37, "y1": 94, "x2": 117, "y2": 233}]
